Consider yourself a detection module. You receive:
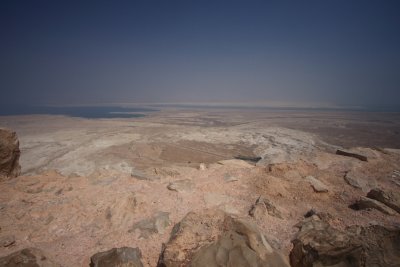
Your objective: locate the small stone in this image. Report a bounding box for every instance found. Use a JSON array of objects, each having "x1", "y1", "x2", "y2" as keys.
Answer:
[
  {"x1": 167, "y1": 179, "x2": 194, "y2": 193},
  {"x1": 0, "y1": 235, "x2": 15, "y2": 247},
  {"x1": 131, "y1": 169, "x2": 159, "y2": 181},
  {"x1": 249, "y1": 196, "x2": 283, "y2": 219},
  {"x1": 55, "y1": 188, "x2": 63, "y2": 195},
  {"x1": 199, "y1": 163, "x2": 206, "y2": 170},
  {"x1": 305, "y1": 176, "x2": 328, "y2": 193},
  {"x1": 343, "y1": 172, "x2": 365, "y2": 190}
]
